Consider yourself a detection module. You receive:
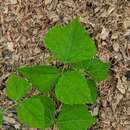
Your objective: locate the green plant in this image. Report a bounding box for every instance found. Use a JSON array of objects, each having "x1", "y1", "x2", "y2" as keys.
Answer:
[{"x1": 0, "y1": 18, "x2": 110, "y2": 130}]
